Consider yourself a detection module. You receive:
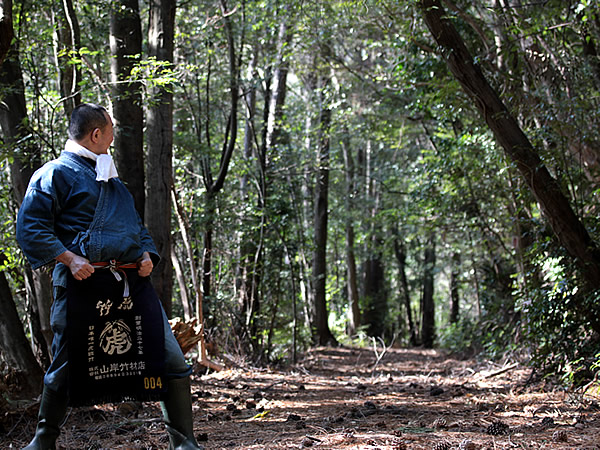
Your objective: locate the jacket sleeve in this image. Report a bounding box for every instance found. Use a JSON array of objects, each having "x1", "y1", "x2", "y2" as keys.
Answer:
[{"x1": 16, "y1": 186, "x2": 68, "y2": 269}]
